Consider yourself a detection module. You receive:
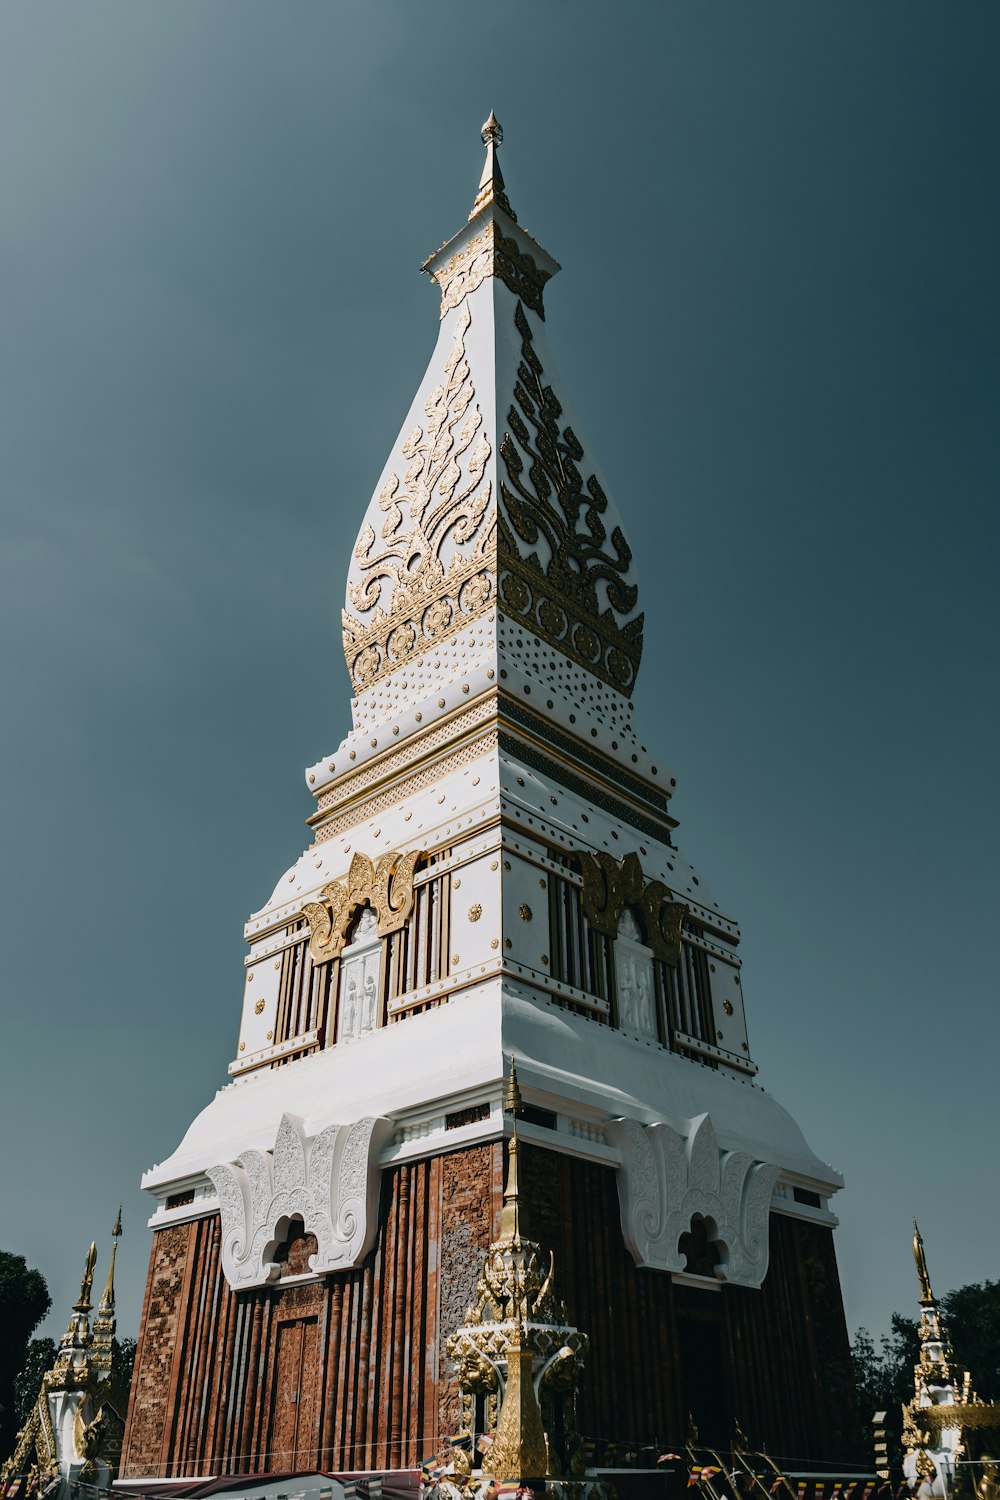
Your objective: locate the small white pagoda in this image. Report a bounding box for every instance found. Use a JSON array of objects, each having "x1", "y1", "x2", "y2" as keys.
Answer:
[{"x1": 1, "y1": 1221, "x2": 125, "y2": 1500}]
